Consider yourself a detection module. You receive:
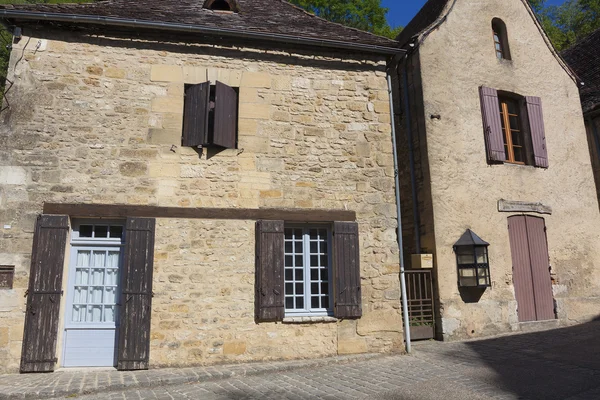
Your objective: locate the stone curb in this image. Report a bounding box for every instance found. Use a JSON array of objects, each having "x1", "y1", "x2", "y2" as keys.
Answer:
[{"x1": 0, "y1": 353, "x2": 387, "y2": 400}]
